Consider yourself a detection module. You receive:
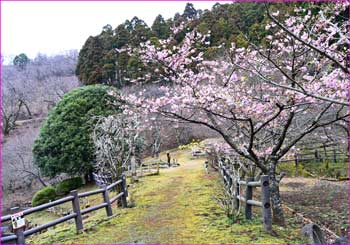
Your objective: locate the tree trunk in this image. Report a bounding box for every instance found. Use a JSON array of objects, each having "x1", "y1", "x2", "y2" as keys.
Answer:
[
  {"x1": 167, "y1": 153, "x2": 171, "y2": 167},
  {"x1": 84, "y1": 170, "x2": 94, "y2": 184},
  {"x1": 22, "y1": 101, "x2": 32, "y2": 119},
  {"x1": 37, "y1": 174, "x2": 47, "y2": 187},
  {"x1": 269, "y1": 163, "x2": 285, "y2": 226}
]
